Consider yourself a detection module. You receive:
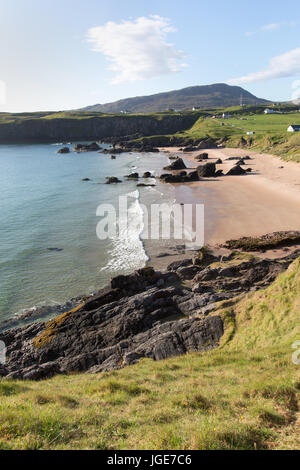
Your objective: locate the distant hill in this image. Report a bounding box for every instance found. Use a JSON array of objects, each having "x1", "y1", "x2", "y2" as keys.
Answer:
[{"x1": 80, "y1": 83, "x2": 270, "y2": 114}]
